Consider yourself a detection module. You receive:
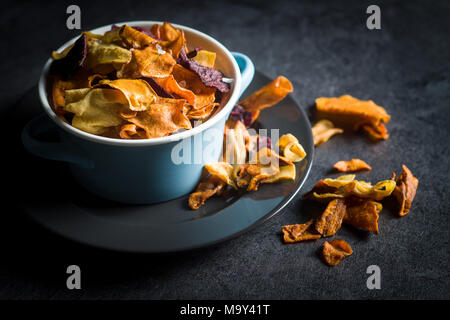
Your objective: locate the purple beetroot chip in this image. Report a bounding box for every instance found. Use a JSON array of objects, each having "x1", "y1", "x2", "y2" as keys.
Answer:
[
  {"x1": 230, "y1": 104, "x2": 253, "y2": 127},
  {"x1": 177, "y1": 49, "x2": 230, "y2": 93},
  {"x1": 50, "y1": 34, "x2": 87, "y2": 79},
  {"x1": 186, "y1": 47, "x2": 202, "y2": 59},
  {"x1": 143, "y1": 77, "x2": 174, "y2": 98}
]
